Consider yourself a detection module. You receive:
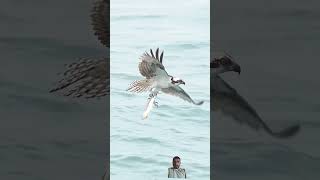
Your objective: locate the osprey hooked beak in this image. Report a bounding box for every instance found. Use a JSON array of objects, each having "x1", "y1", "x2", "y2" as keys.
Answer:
[
  {"x1": 212, "y1": 54, "x2": 241, "y2": 75},
  {"x1": 233, "y1": 64, "x2": 241, "y2": 74},
  {"x1": 176, "y1": 79, "x2": 185, "y2": 85},
  {"x1": 171, "y1": 77, "x2": 185, "y2": 85}
]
